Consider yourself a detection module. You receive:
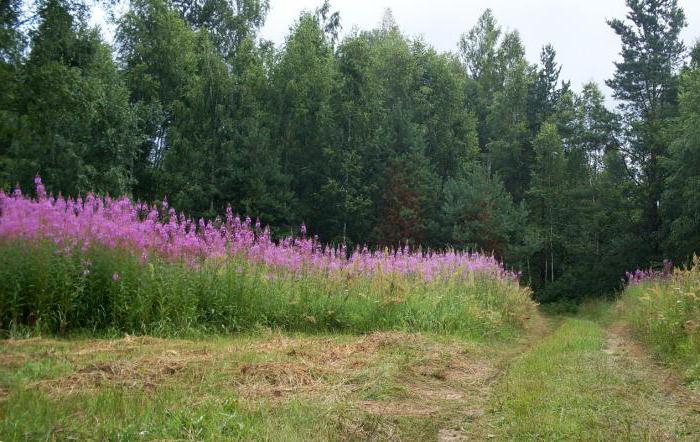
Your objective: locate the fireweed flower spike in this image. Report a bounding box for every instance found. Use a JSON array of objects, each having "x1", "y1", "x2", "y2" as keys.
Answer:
[
  {"x1": 0, "y1": 176, "x2": 521, "y2": 283},
  {"x1": 624, "y1": 264, "x2": 673, "y2": 286},
  {"x1": 34, "y1": 175, "x2": 46, "y2": 201}
]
